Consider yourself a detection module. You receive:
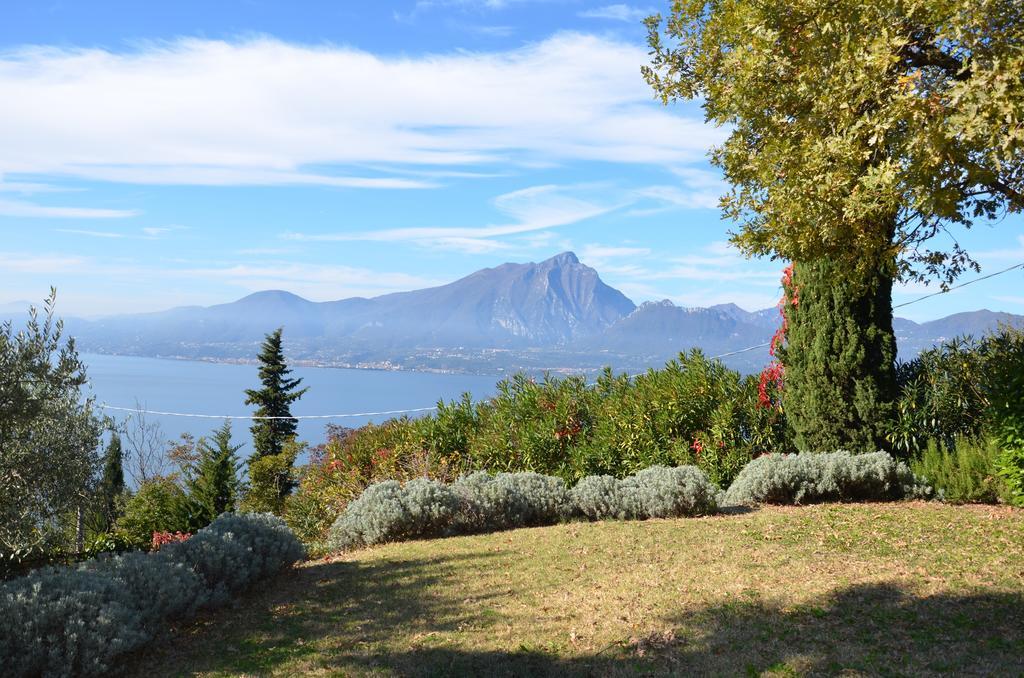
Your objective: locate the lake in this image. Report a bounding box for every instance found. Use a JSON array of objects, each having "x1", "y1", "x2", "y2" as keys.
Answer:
[{"x1": 82, "y1": 353, "x2": 500, "y2": 459}]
